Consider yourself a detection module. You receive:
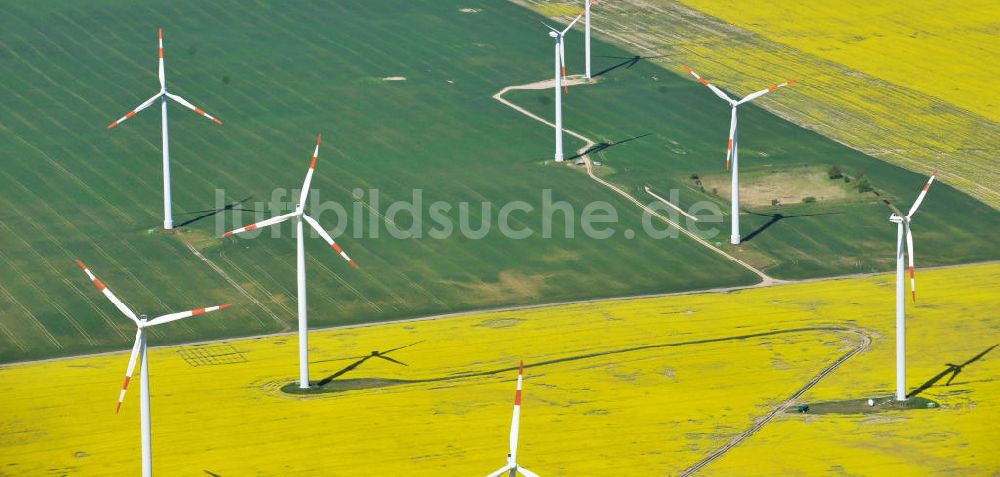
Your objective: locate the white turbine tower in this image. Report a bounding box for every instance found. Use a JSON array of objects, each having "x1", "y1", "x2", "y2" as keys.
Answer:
[
  {"x1": 584, "y1": 0, "x2": 599, "y2": 80},
  {"x1": 486, "y1": 361, "x2": 540, "y2": 477},
  {"x1": 684, "y1": 65, "x2": 796, "y2": 245},
  {"x1": 544, "y1": 14, "x2": 584, "y2": 162},
  {"x1": 223, "y1": 134, "x2": 358, "y2": 389},
  {"x1": 75, "y1": 260, "x2": 231, "y2": 477},
  {"x1": 885, "y1": 174, "x2": 936, "y2": 401},
  {"x1": 108, "y1": 28, "x2": 223, "y2": 231}
]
